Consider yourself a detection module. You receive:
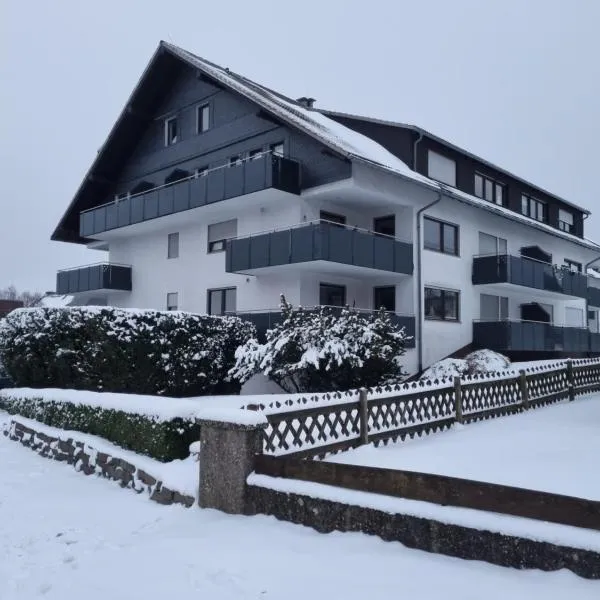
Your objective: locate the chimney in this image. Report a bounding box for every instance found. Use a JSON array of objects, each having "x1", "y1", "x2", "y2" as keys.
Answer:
[{"x1": 296, "y1": 96, "x2": 316, "y2": 109}]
